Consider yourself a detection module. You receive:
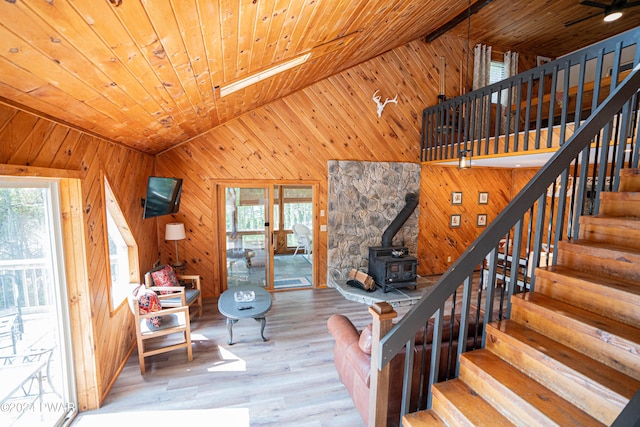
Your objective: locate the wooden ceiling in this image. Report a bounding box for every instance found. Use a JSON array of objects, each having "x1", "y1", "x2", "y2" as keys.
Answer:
[{"x1": 0, "y1": 0, "x2": 638, "y2": 155}]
